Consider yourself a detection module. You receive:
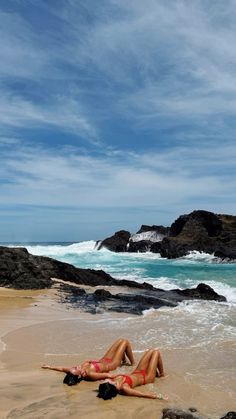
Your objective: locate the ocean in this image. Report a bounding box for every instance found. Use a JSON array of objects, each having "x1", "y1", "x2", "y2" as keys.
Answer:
[
  {"x1": 21, "y1": 240, "x2": 236, "y2": 299},
  {"x1": 7, "y1": 240, "x2": 236, "y2": 347}
]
